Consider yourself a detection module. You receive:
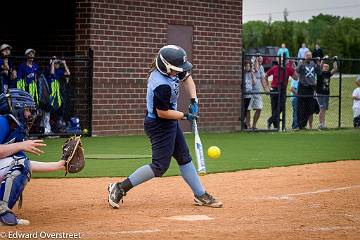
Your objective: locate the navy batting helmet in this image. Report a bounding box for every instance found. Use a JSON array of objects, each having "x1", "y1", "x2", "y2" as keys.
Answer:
[
  {"x1": 155, "y1": 45, "x2": 193, "y2": 76},
  {"x1": 0, "y1": 89, "x2": 37, "y2": 129}
]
